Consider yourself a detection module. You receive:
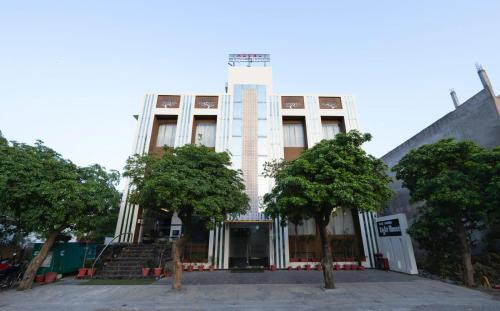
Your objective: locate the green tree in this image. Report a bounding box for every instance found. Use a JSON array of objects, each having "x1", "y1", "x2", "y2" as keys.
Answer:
[
  {"x1": 393, "y1": 139, "x2": 500, "y2": 286},
  {"x1": 124, "y1": 144, "x2": 249, "y2": 290},
  {"x1": 0, "y1": 138, "x2": 120, "y2": 290},
  {"x1": 263, "y1": 131, "x2": 392, "y2": 289}
]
